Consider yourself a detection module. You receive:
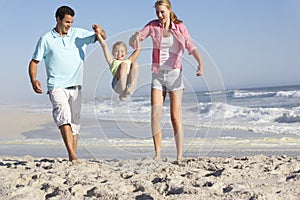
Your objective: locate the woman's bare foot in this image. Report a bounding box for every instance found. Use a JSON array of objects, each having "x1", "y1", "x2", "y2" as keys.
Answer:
[
  {"x1": 153, "y1": 151, "x2": 161, "y2": 160},
  {"x1": 177, "y1": 155, "x2": 183, "y2": 161}
]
